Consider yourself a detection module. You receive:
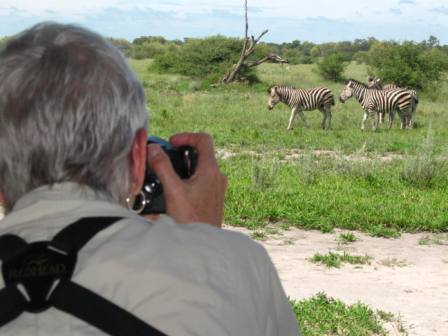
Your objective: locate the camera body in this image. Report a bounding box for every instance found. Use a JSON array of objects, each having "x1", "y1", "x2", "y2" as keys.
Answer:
[{"x1": 134, "y1": 136, "x2": 198, "y2": 214}]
